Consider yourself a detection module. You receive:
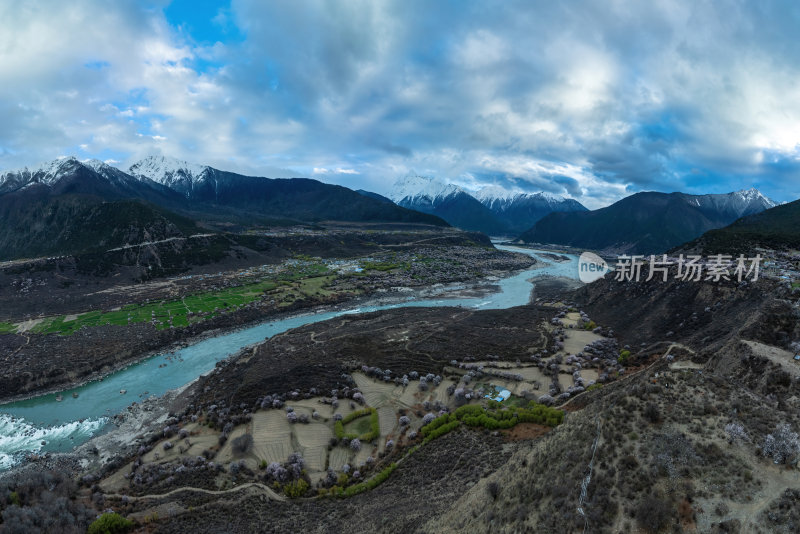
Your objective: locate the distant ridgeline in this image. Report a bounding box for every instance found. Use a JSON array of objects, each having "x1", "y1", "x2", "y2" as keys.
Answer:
[
  {"x1": 674, "y1": 198, "x2": 800, "y2": 254},
  {"x1": 384, "y1": 175, "x2": 588, "y2": 235},
  {"x1": 518, "y1": 189, "x2": 778, "y2": 255}
]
